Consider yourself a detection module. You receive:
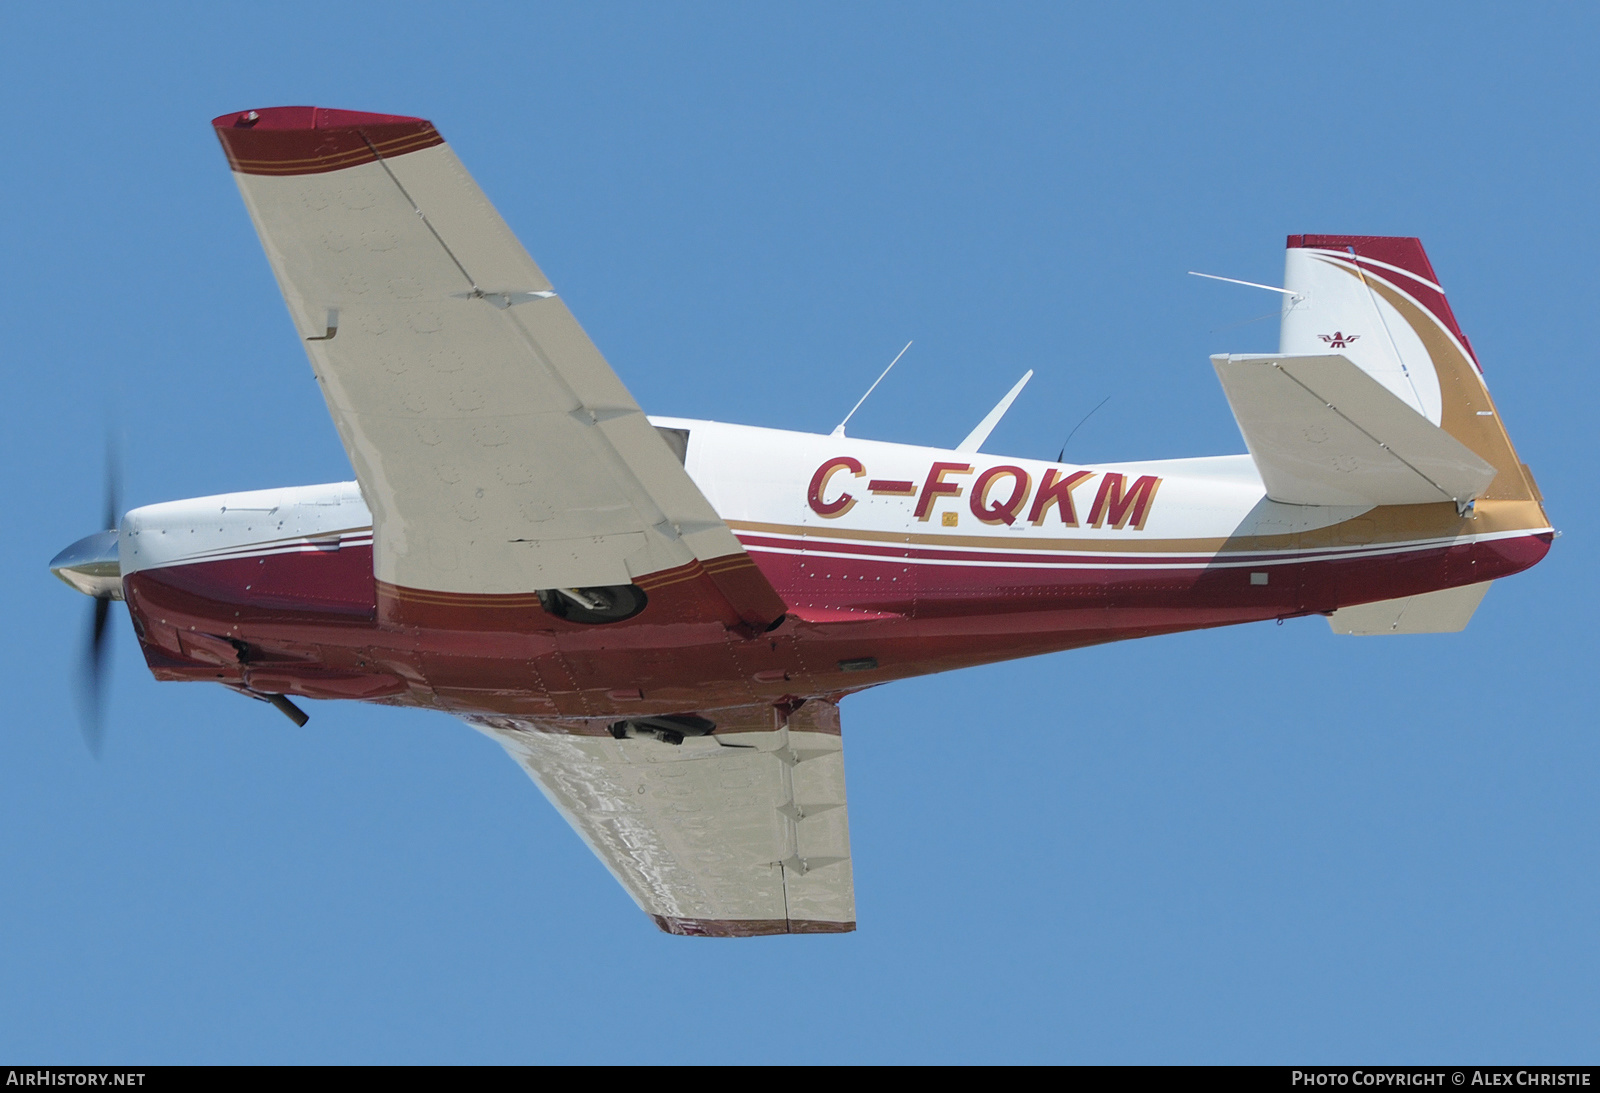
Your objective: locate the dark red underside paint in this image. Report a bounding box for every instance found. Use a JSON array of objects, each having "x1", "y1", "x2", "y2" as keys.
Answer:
[
  {"x1": 123, "y1": 531, "x2": 1551, "y2": 718},
  {"x1": 212, "y1": 106, "x2": 443, "y2": 176},
  {"x1": 653, "y1": 915, "x2": 855, "y2": 937}
]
